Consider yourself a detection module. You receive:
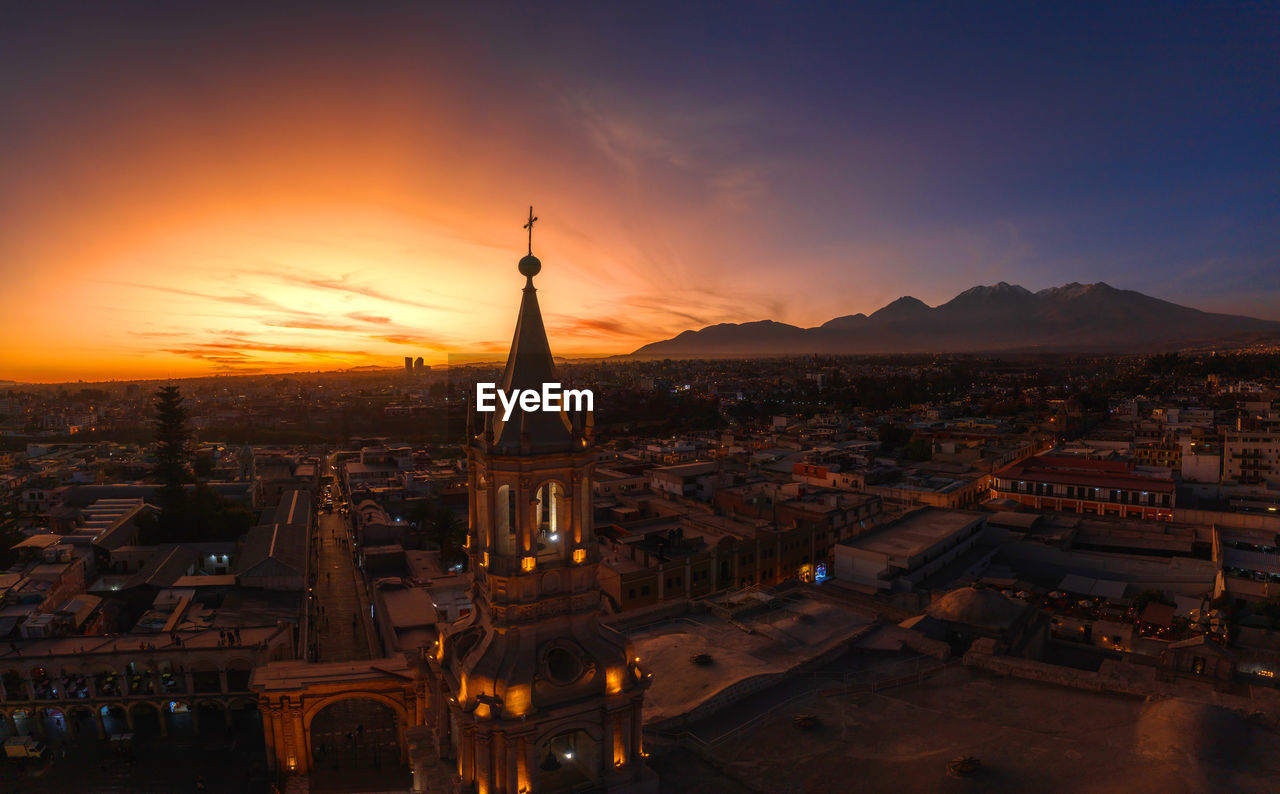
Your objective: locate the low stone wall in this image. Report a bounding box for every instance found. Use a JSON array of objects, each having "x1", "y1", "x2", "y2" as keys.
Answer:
[
  {"x1": 606, "y1": 598, "x2": 705, "y2": 633},
  {"x1": 963, "y1": 645, "x2": 1280, "y2": 725},
  {"x1": 963, "y1": 647, "x2": 1154, "y2": 697},
  {"x1": 895, "y1": 629, "x2": 952, "y2": 661}
]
